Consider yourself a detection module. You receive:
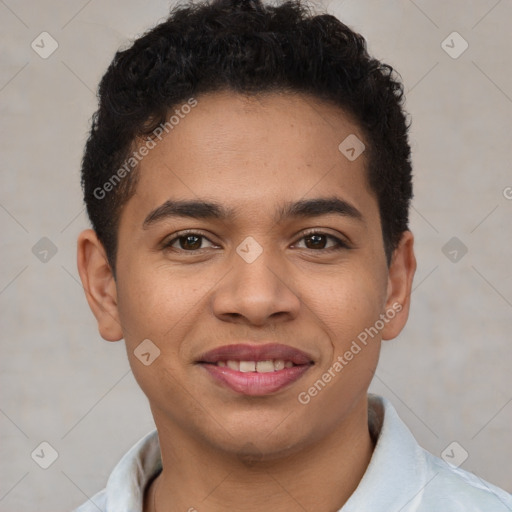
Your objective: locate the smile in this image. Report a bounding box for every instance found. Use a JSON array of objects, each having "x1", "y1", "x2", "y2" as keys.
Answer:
[
  {"x1": 214, "y1": 360, "x2": 295, "y2": 372},
  {"x1": 196, "y1": 343, "x2": 314, "y2": 396}
]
